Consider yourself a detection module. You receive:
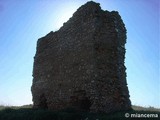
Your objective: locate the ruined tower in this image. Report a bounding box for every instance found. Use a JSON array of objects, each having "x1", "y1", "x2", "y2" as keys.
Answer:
[{"x1": 31, "y1": 1, "x2": 131, "y2": 113}]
